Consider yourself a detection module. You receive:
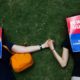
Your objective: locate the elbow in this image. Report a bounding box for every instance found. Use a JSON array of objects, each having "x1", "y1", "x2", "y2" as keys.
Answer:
[{"x1": 60, "y1": 62, "x2": 67, "y2": 68}]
